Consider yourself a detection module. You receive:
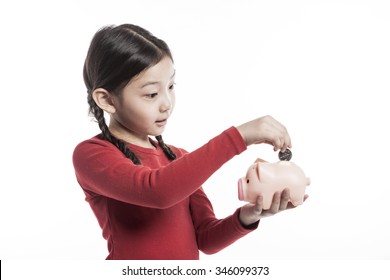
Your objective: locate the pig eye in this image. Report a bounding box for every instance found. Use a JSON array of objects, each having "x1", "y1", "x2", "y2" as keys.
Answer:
[{"x1": 247, "y1": 179, "x2": 250, "y2": 183}]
